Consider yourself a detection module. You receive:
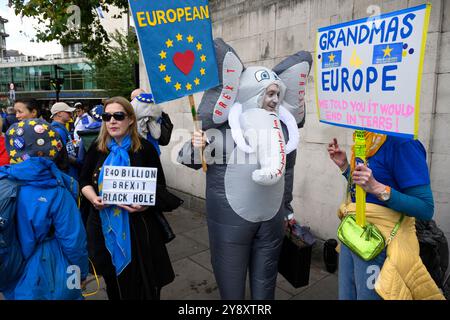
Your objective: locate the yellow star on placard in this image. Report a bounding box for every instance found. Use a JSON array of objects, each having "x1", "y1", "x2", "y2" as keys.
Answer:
[
  {"x1": 187, "y1": 35, "x2": 194, "y2": 43},
  {"x1": 383, "y1": 45, "x2": 393, "y2": 57},
  {"x1": 8, "y1": 128, "x2": 15, "y2": 135},
  {"x1": 194, "y1": 78, "x2": 200, "y2": 85},
  {"x1": 176, "y1": 33, "x2": 183, "y2": 41},
  {"x1": 196, "y1": 42, "x2": 203, "y2": 51},
  {"x1": 29, "y1": 120, "x2": 36, "y2": 126},
  {"x1": 9, "y1": 150, "x2": 16, "y2": 157},
  {"x1": 49, "y1": 149, "x2": 56, "y2": 157},
  {"x1": 328, "y1": 53, "x2": 335, "y2": 62},
  {"x1": 42, "y1": 124, "x2": 48, "y2": 130},
  {"x1": 159, "y1": 63, "x2": 166, "y2": 72},
  {"x1": 165, "y1": 39, "x2": 173, "y2": 48},
  {"x1": 159, "y1": 50, "x2": 167, "y2": 59},
  {"x1": 164, "y1": 75, "x2": 172, "y2": 83},
  {"x1": 51, "y1": 139, "x2": 58, "y2": 146},
  {"x1": 9, "y1": 139, "x2": 13, "y2": 146},
  {"x1": 114, "y1": 208, "x2": 121, "y2": 217},
  {"x1": 18, "y1": 121, "x2": 25, "y2": 127},
  {"x1": 200, "y1": 54, "x2": 206, "y2": 62},
  {"x1": 174, "y1": 82, "x2": 181, "y2": 91},
  {"x1": 200, "y1": 68, "x2": 206, "y2": 76},
  {"x1": 186, "y1": 83, "x2": 192, "y2": 90},
  {"x1": 48, "y1": 130, "x2": 55, "y2": 137}
]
